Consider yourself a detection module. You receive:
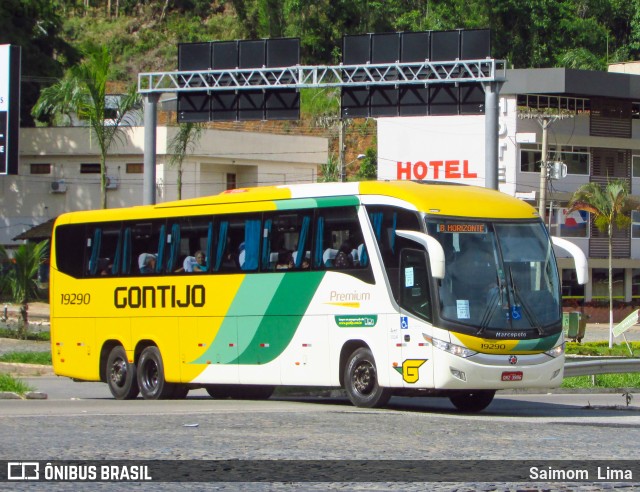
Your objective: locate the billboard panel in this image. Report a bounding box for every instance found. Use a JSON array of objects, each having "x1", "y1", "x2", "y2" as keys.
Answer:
[
  {"x1": 0, "y1": 44, "x2": 19, "y2": 175},
  {"x1": 377, "y1": 116, "x2": 485, "y2": 187}
]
